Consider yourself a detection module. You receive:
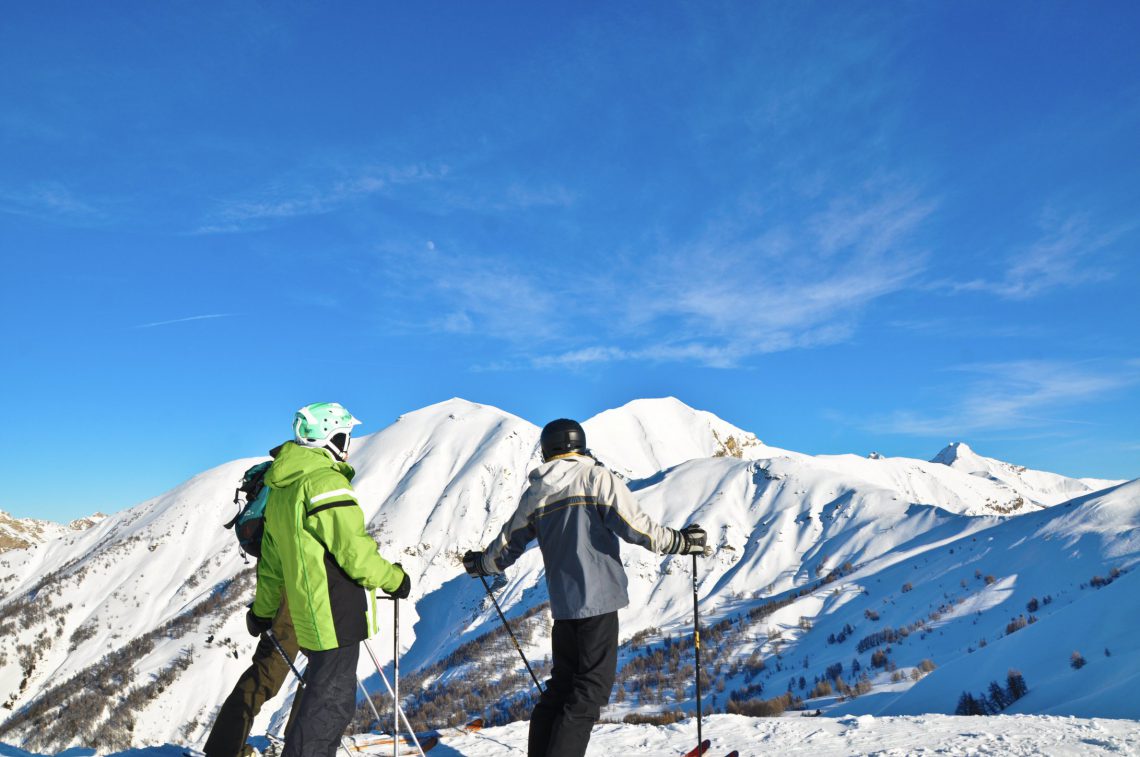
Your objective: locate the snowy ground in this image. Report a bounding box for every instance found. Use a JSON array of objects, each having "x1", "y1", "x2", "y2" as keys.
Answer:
[
  {"x1": 5, "y1": 714, "x2": 1140, "y2": 757},
  {"x1": 435, "y1": 714, "x2": 1140, "y2": 756}
]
